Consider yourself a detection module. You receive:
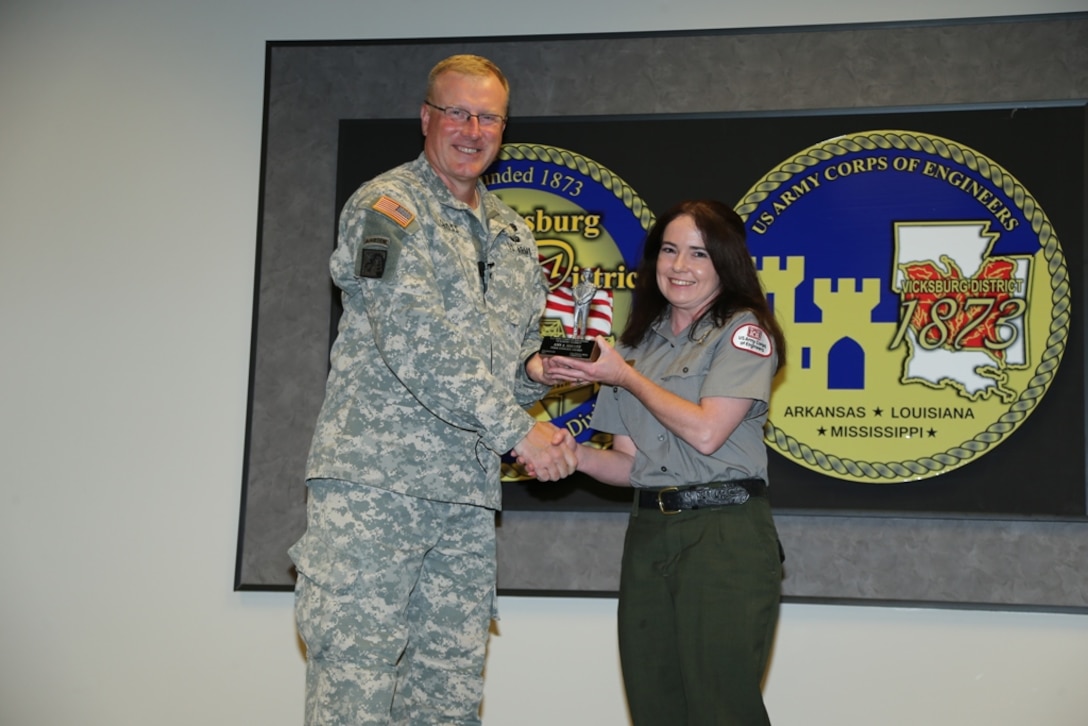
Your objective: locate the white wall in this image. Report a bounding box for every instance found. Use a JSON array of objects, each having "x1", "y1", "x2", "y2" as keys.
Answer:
[{"x1": 1, "y1": 1, "x2": 1086, "y2": 724}]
